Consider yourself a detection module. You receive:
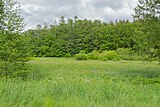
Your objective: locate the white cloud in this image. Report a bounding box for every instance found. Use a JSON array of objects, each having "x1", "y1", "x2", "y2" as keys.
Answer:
[{"x1": 17, "y1": 0, "x2": 138, "y2": 29}]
